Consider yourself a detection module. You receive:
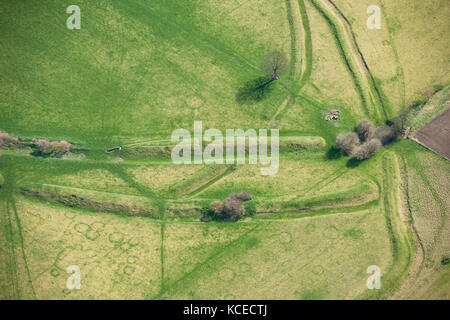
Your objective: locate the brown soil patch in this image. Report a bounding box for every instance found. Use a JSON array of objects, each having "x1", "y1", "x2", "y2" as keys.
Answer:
[{"x1": 413, "y1": 108, "x2": 450, "y2": 160}]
